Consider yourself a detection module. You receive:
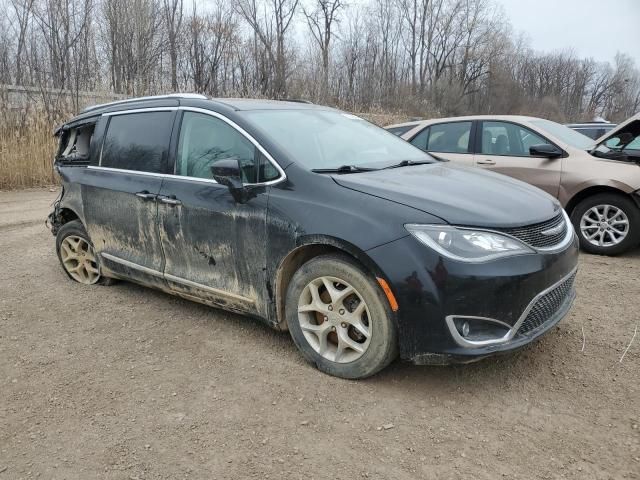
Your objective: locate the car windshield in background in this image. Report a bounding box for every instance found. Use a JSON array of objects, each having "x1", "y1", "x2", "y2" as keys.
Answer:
[
  {"x1": 530, "y1": 119, "x2": 595, "y2": 150},
  {"x1": 242, "y1": 110, "x2": 433, "y2": 170}
]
